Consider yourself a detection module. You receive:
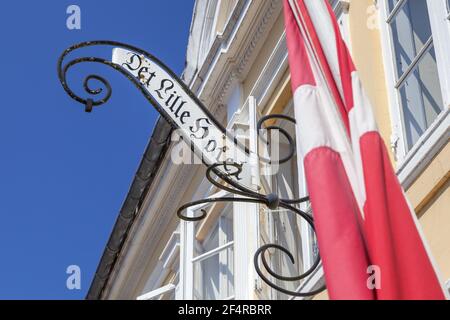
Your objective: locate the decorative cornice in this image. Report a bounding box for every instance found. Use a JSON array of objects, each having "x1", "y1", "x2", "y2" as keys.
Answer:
[
  {"x1": 187, "y1": 0, "x2": 282, "y2": 115},
  {"x1": 215, "y1": 0, "x2": 281, "y2": 106},
  {"x1": 235, "y1": 0, "x2": 279, "y2": 78}
]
